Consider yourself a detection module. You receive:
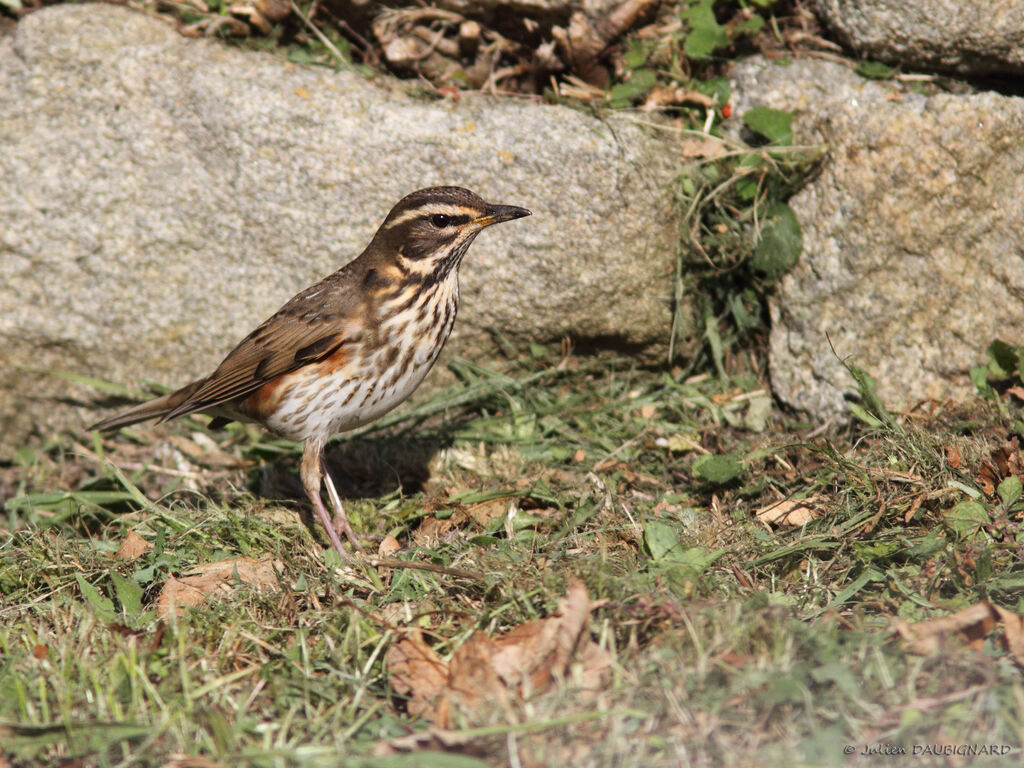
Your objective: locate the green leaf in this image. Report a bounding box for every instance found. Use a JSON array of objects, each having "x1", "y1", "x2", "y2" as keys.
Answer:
[
  {"x1": 694, "y1": 77, "x2": 731, "y2": 105},
  {"x1": 681, "y1": 0, "x2": 728, "y2": 59},
  {"x1": 528, "y1": 342, "x2": 549, "y2": 359},
  {"x1": 998, "y1": 475, "x2": 1023, "y2": 507},
  {"x1": 671, "y1": 546, "x2": 724, "y2": 571},
  {"x1": 986, "y1": 339, "x2": 1023, "y2": 379},
  {"x1": 752, "y1": 203, "x2": 802, "y2": 280},
  {"x1": 607, "y1": 68, "x2": 658, "y2": 107},
  {"x1": 365, "y1": 751, "x2": 494, "y2": 768},
  {"x1": 742, "y1": 106, "x2": 793, "y2": 145},
  {"x1": 645, "y1": 520, "x2": 683, "y2": 560},
  {"x1": 844, "y1": 363, "x2": 894, "y2": 428},
  {"x1": 623, "y1": 39, "x2": 651, "y2": 69},
  {"x1": 744, "y1": 393, "x2": 773, "y2": 432},
  {"x1": 110, "y1": 571, "x2": 145, "y2": 623},
  {"x1": 691, "y1": 453, "x2": 744, "y2": 484},
  {"x1": 848, "y1": 403, "x2": 884, "y2": 430},
  {"x1": 816, "y1": 566, "x2": 885, "y2": 614},
  {"x1": 810, "y1": 662, "x2": 859, "y2": 696},
  {"x1": 942, "y1": 500, "x2": 991, "y2": 536},
  {"x1": 735, "y1": 15, "x2": 765, "y2": 34},
  {"x1": 855, "y1": 60, "x2": 897, "y2": 80},
  {"x1": 704, "y1": 312, "x2": 726, "y2": 379},
  {"x1": 75, "y1": 574, "x2": 117, "y2": 623},
  {"x1": 970, "y1": 366, "x2": 995, "y2": 398}
]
